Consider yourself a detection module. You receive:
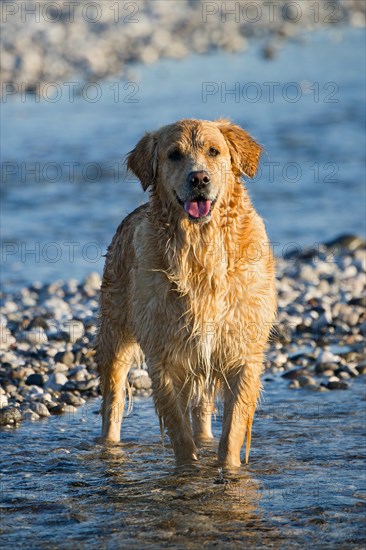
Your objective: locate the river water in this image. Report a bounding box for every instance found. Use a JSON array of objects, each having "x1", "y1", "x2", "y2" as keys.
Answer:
[
  {"x1": 1, "y1": 28, "x2": 366, "y2": 548},
  {"x1": 1, "y1": 377, "x2": 365, "y2": 548}
]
